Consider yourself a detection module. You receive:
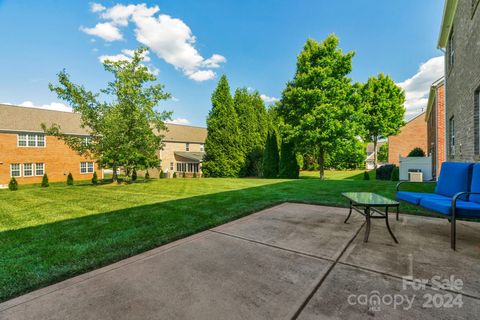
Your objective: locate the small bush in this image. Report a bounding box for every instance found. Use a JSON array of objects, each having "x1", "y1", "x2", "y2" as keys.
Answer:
[
  {"x1": 159, "y1": 170, "x2": 165, "y2": 179},
  {"x1": 375, "y1": 164, "x2": 395, "y2": 180},
  {"x1": 391, "y1": 167, "x2": 399, "y2": 181},
  {"x1": 8, "y1": 177, "x2": 18, "y2": 191},
  {"x1": 408, "y1": 147, "x2": 426, "y2": 157},
  {"x1": 182, "y1": 172, "x2": 186, "y2": 178},
  {"x1": 145, "y1": 171, "x2": 150, "y2": 181},
  {"x1": 41, "y1": 174, "x2": 49, "y2": 187},
  {"x1": 173, "y1": 172, "x2": 177, "y2": 178},
  {"x1": 67, "y1": 173, "x2": 74, "y2": 186},
  {"x1": 132, "y1": 169, "x2": 137, "y2": 182},
  {"x1": 92, "y1": 172, "x2": 98, "y2": 185},
  {"x1": 363, "y1": 171, "x2": 370, "y2": 180},
  {"x1": 193, "y1": 172, "x2": 197, "y2": 178}
]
